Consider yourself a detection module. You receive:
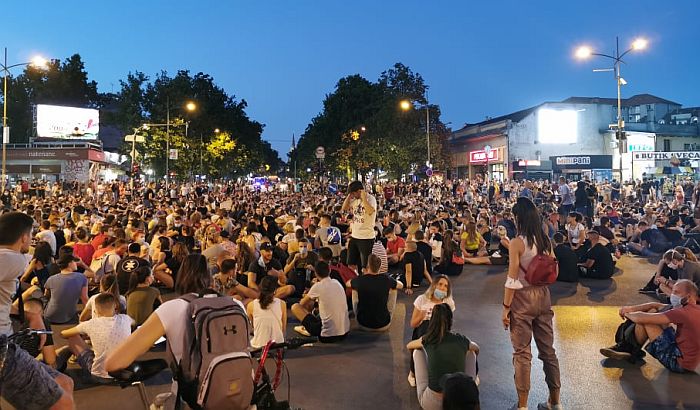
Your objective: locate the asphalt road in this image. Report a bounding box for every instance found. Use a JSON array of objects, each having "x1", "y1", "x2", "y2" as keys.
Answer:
[{"x1": 20, "y1": 255, "x2": 700, "y2": 409}]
